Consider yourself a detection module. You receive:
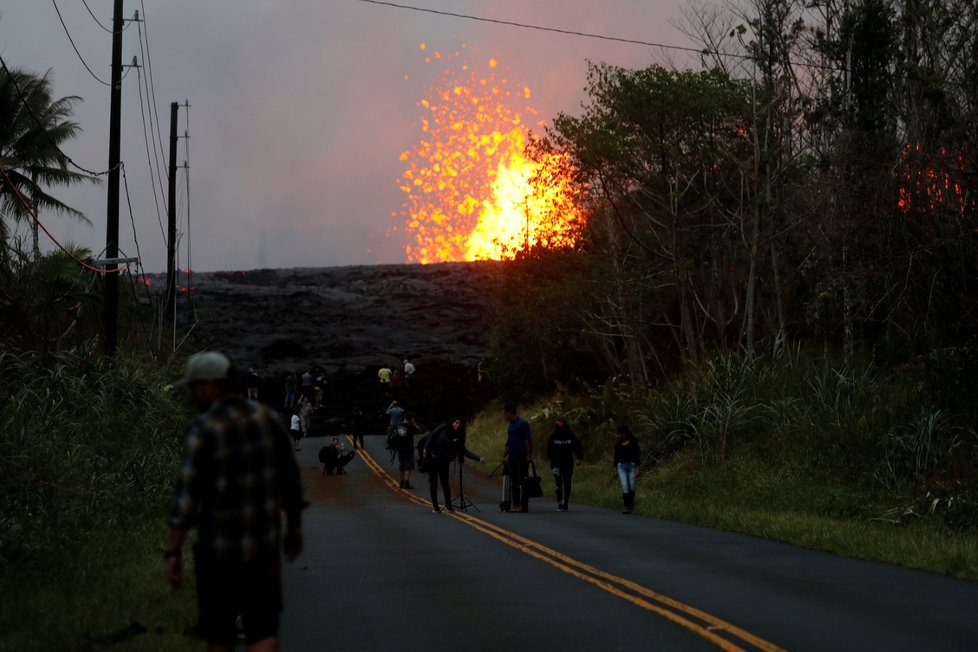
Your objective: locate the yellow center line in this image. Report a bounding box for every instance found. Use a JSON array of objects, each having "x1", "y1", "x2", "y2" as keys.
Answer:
[{"x1": 349, "y1": 440, "x2": 784, "y2": 652}]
